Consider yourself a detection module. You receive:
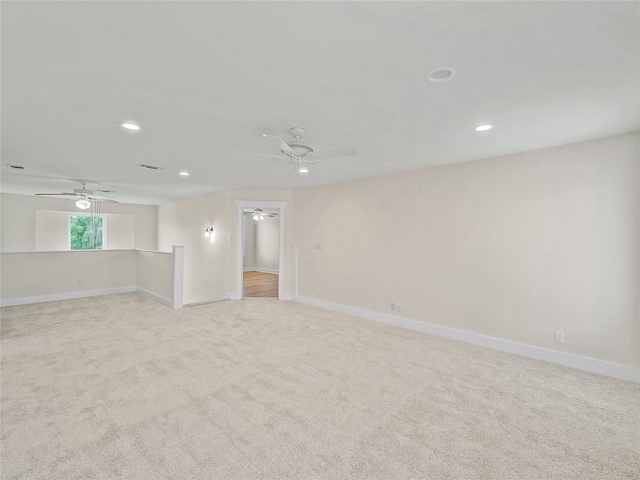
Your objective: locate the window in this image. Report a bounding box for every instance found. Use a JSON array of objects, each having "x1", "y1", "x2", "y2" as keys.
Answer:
[{"x1": 70, "y1": 215, "x2": 105, "y2": 250}]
